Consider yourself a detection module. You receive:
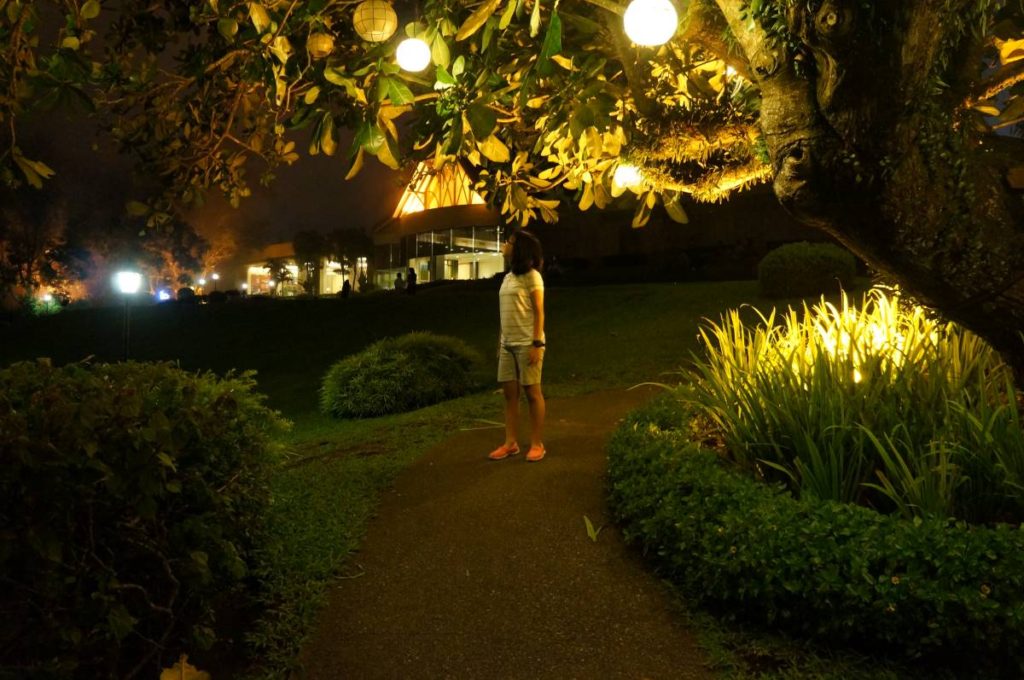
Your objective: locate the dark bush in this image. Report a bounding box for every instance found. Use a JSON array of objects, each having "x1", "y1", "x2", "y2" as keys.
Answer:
[
  {"x1": 0, "y1": 361, "x2": 287, "y2": 677},
  {"x1": 757, "y1": 241, "x2": 856, "y2": 297},
  {"x1": 320, "y1": 332, "x2": 482, "y2": 418},
  {"x1": 225, "y1": 289, "x2": 241, "y2": 300},
  {"x1": 607, "y1": 395, "x2": 1024, "y2": 678},
  {"x1": 176, "y1": 287, "x2": 196, "y2": 302},
  {"x1": 207, "y1": 290, "x2": 228, "y2": 304}
]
